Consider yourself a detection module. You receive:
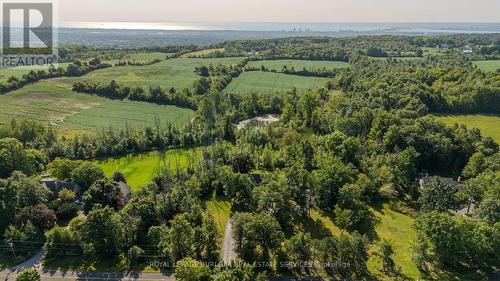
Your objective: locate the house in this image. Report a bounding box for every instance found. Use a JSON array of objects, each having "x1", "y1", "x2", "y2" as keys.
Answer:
[
  {"x1": 462, "y1": 49, "x2": 473, "y2": 54},
  {"x1": 41, "y1": 177, "x2": 81, "y2": 195},
  {"x1": 418, "y1": 176, "x2": 462, "y2": 190}
]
